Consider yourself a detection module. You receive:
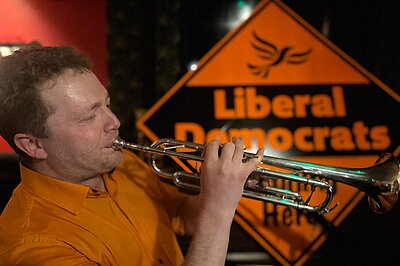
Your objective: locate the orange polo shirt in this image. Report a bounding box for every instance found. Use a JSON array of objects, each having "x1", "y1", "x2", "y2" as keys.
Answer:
[{"x1": 0, "y1": 150, "x2": 189, "y2": 265}]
